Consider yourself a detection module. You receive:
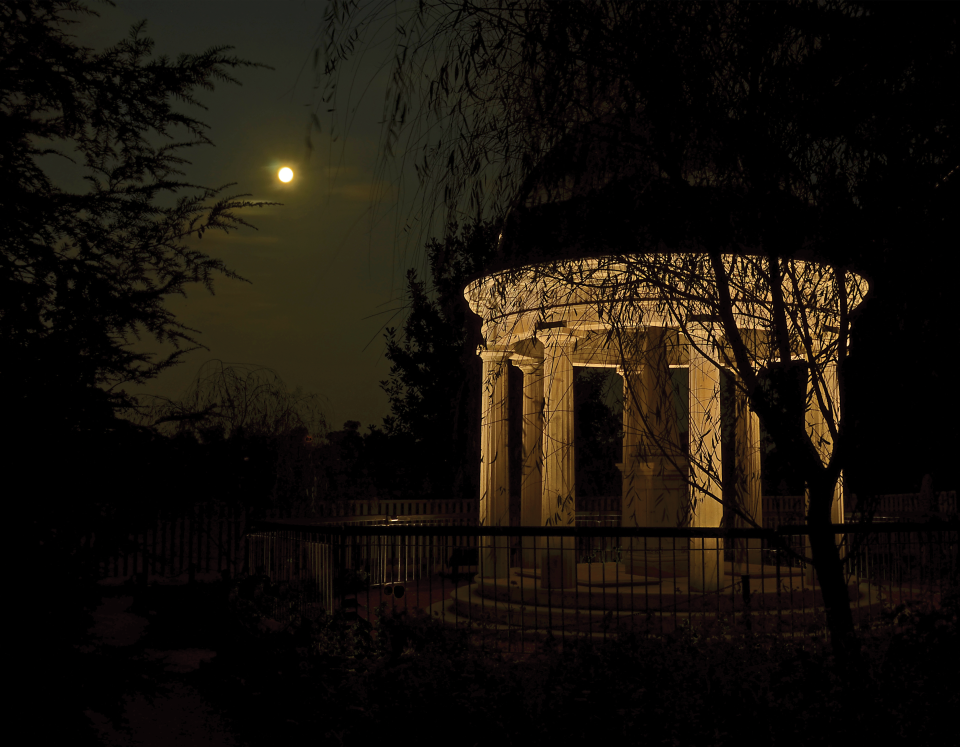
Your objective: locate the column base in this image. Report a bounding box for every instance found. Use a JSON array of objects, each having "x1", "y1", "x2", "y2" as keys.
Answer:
[
  {"x1": 727, "y1": 544, "x2": 764, "y2": 575},
  {"x1": 621, "y1": 547, "x2": 690, "y2": 578},
  {"x1": 479, "y1": 538, "x2": 511, "y2": 579},
  {"x1": 539, "y1": 537, "x2": 577, "y2": 589},
  {"x1": 519, "y1": 544, "x2": 538, "y2": 570},
  {"x1": 689, "y1": 538, "x2": 723, "y2": 592}
]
